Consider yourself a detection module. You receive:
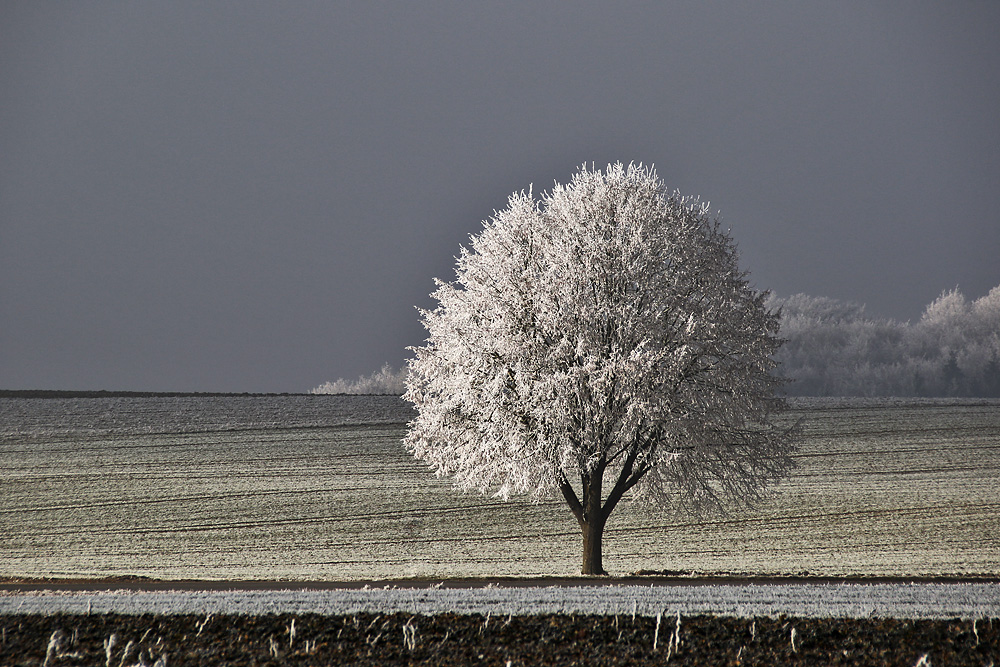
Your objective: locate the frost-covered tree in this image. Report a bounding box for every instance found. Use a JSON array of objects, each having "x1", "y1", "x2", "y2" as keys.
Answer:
[{"x1": 404, "y1": 163, "x2": 796, "y2": 575}]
